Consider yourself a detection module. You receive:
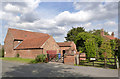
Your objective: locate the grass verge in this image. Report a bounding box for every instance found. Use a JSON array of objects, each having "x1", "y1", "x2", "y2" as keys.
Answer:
[{"x1": 1, "y1": 57, "x2": 34, "y2": 63}]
